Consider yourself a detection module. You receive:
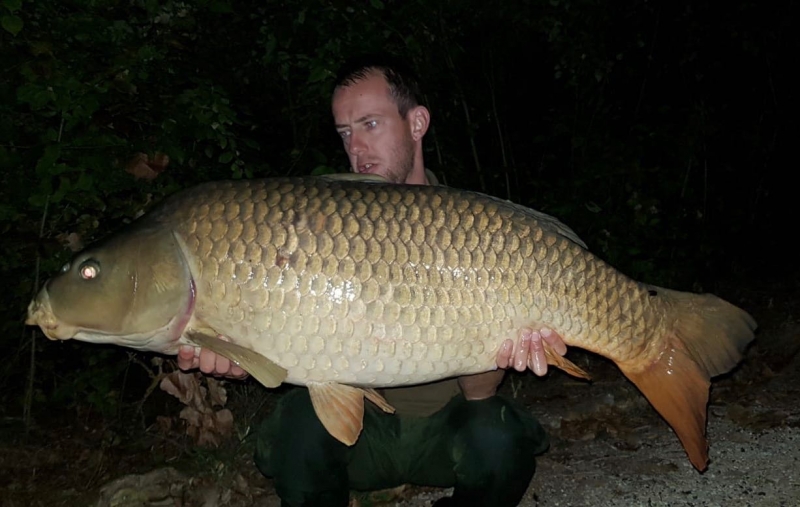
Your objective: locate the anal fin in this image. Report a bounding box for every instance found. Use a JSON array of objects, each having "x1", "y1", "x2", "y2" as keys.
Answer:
[
  {"x1": 307, "y1": 382, "x2": 366, "y2": 445},
  {"x1": 306, "y1": 383, "x2": 397, "y2": 446}
]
